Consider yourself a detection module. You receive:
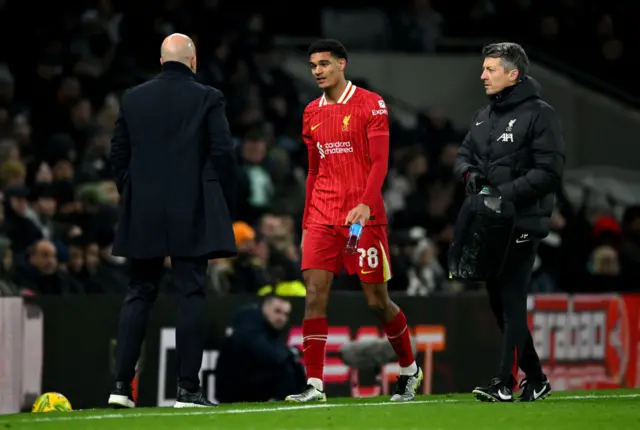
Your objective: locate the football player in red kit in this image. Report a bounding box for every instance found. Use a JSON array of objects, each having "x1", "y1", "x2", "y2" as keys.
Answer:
[{"x1": 285, "y1": 39, "x2": 423, "y2": 403}]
